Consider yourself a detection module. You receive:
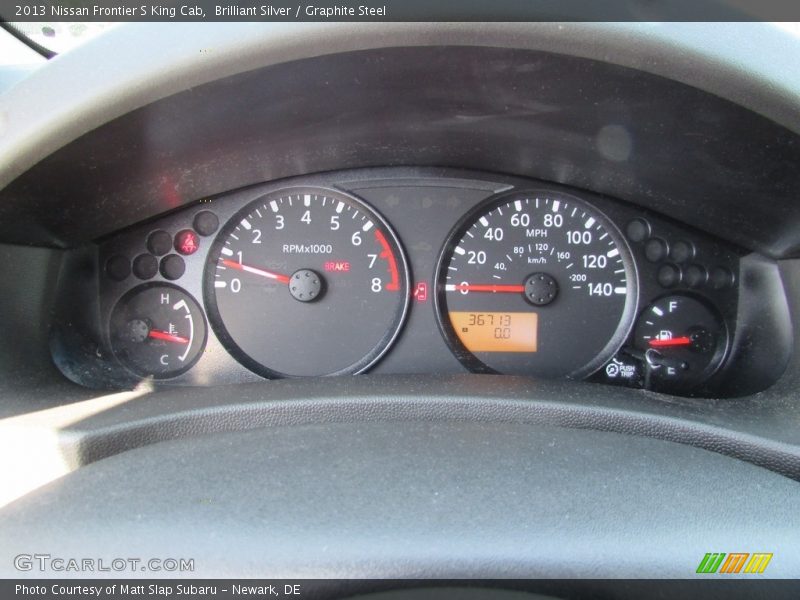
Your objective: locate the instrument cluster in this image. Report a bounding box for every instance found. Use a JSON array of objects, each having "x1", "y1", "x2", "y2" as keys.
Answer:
[{"x1": 51, "y1": 168, "x2": 768, "y2": 398}]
